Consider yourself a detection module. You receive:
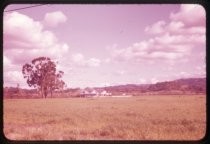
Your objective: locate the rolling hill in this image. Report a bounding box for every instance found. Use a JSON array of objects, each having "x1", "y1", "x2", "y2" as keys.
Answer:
[
  {"x1": 94, "y1": 78, "x2": 206, "y2": 95},
  {"x1": 4, "y1": 78, "x2": 206, "y2": 98}
]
